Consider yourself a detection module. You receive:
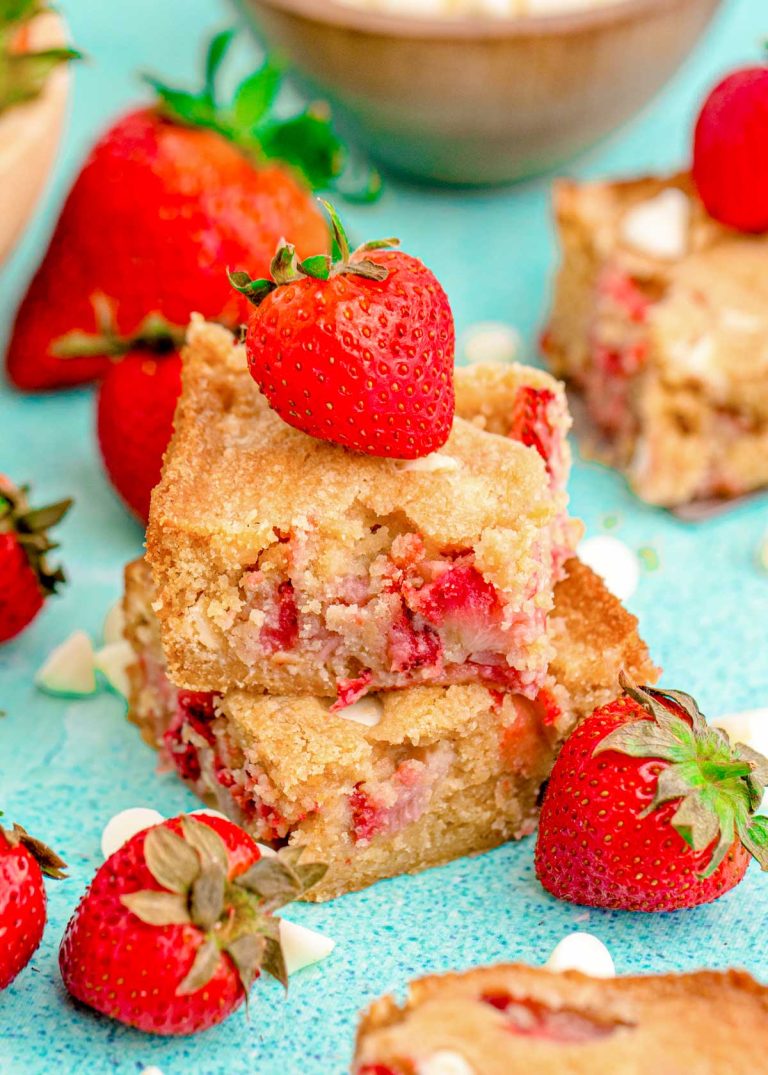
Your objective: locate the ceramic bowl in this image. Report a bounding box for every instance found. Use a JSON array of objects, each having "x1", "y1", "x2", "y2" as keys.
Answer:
[
  {"x1": 0, "y1": 12, "x2": 71, "y2": 266},
  {"x1": 236, "y1": 0, "x2": 722, "y2": 185}
]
